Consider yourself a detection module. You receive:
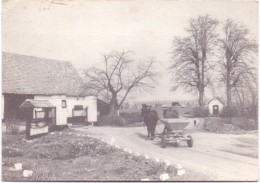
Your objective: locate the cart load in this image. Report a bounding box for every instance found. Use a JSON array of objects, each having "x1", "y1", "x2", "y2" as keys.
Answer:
[{"x1": 159, "y1": 119, "x2": 193, "y2": 148}]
